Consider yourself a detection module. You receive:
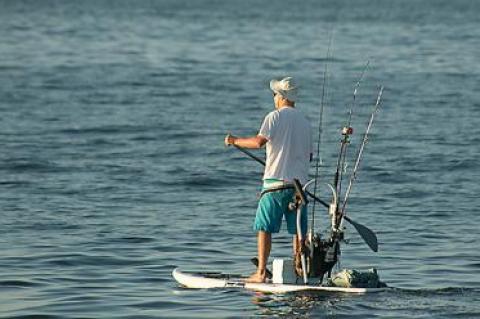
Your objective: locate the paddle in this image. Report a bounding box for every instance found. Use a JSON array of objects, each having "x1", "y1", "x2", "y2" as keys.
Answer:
[
  {"x1": 229, "y1": 143, "x2": 379, "y2": 252},
  {"x1": 232, "y1": 144, "x2": 329, "y2": 208},
  {"x1": 293, "y1": 179, "x2": 309, "y2": 284},
  {"x1": 343, "y1": 215, "x2": 378, "y2": 252},
  {"x1": 232, "y1": 144, "x2": 265, "y2": 166}
]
